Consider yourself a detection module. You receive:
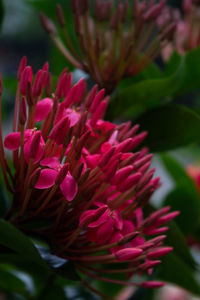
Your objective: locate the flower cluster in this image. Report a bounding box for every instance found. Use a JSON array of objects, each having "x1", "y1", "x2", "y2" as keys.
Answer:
[
  {"x1": 161, "y1": 0, "x2": 200, "y2": 60},
  {"x1": 0, "y1": 58, "x2": 179, "y2": 294},
  {"x1": 40, "y1": 0, "x2": 176, "y2": 93}
]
